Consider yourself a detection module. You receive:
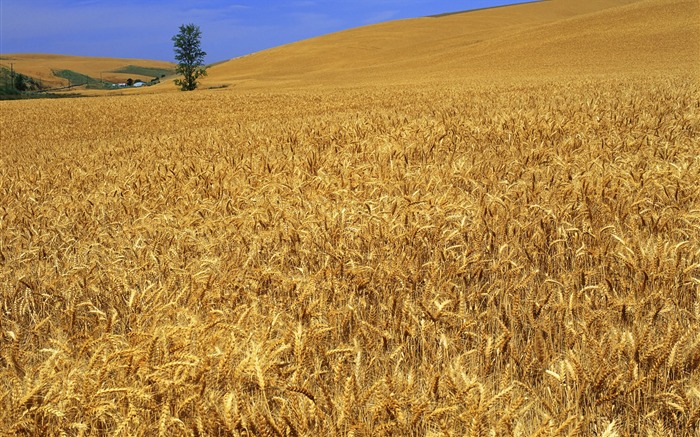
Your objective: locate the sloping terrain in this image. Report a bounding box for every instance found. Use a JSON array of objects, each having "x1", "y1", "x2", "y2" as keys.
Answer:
[
  {"x1": 205, "y1": 0, "x2": 699, "y2": 88},
  {"x1": 0, "y1": 54, "x2": 175, "y2": 89}
]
